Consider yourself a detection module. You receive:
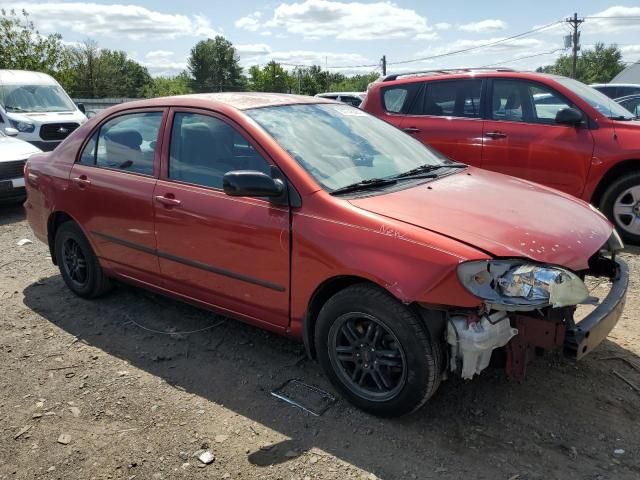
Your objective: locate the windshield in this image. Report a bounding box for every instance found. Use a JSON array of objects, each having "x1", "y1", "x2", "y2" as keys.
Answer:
[
  {"x1": 0, "y1": 84, "x2": 76, "y2": 113},
  {"x1": 246, "y1": 103, "x2": 451, "y2": 192},
  {"x1": 555, "y1": 77, "x2": 635, "y2": 120}
]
